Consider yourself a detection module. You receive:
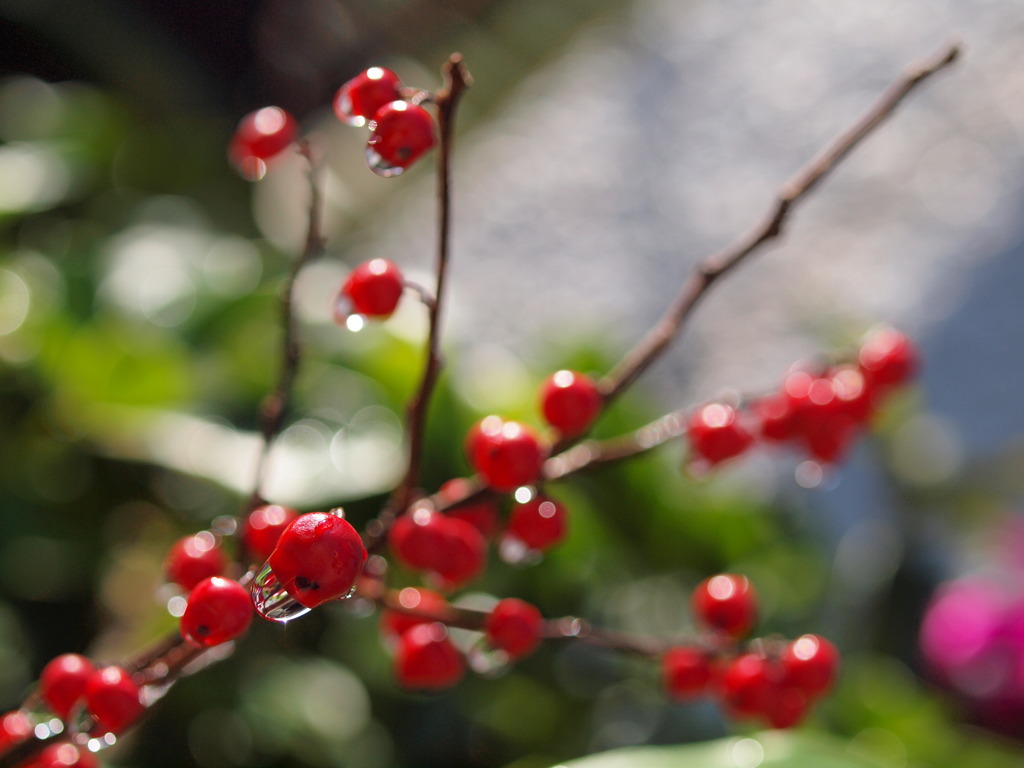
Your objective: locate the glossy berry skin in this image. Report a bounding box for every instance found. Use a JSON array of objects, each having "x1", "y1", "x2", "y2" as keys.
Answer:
[
  {"x1": 34, "y1": 742, "x2": 99, "y2": 768},
  {"x1": 181, "y1": 577, "x2": 254, "y2": 648},
  {"x1": 366, "y1": 101, "x2": 436, "y2": 175},
  {"x1": 858, "y1": 327, "x2": 917, "y2": 393},
  {"x1": 388, "y1": 509, "x2": 485, "y2": 590},
  {"x1": 242, "y1": 504, "x2": 299, "y2": 563},
  {"x1": 339, "y1": 259, "x2": 405, "y2": 318},
  {"x1": 268, "y1": 512, "x2": 368, "y2": 609},
  {"x1": 662, "y1": 646, "x2": 713, "y2": 700},
  {"x1": 380, "y1": 587, "x2": 449, "y2": 643},
  {"x1": 506, "y1": 496, "x2": 567, "y2": 552},
  {"x1": 781, "y1": 634, "x2": 840, "y2": 697},
  {"x1": 394, "y1": 622, "x2": 465, "y2": 691},
  {"x1": 334, "y1": 67, "x2": 403, "y2": 126},
  {"x1": 228, "y1": 107, "x2": 297, "y2": 178},
  {"x1": 718, "y1": 653, "x2": 777, "y2": 718},
  {"x1": 84, "y1": 666, "x2": 143, "y2": 734},
  {"x1": 539, "y1": 370, "x2": 602, "y2": 436},
  {"x1": 687, "y1": 403, "x2": 753, "y2": 467},
  {"x1": 692, "y1": 574, "x2": 757, "y2": 638},
  {"x1": 164, "y1": 533, "x2": 227, "y2": 592},
  {"x1": 389, "y1": 508, "x2": 450, "y2": 571},
  {"x1": 763, "y1": 685, "x2": 810, "y2": 729},
  {"x1": 468, "y1": 417, "x2": 547, "y2": 492},
  {"x1": 485, "y1": 598, "x2": 544, "y2": 659},
  {"x1": 40, "y1": 653, "x2": 94, "y2": 719},
  {"x1": 438, "y1": 479, "x2": 500, "y2": 539},
  {"x1": 0, "y1": 710, "x2": 31, "y2": 751}
]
